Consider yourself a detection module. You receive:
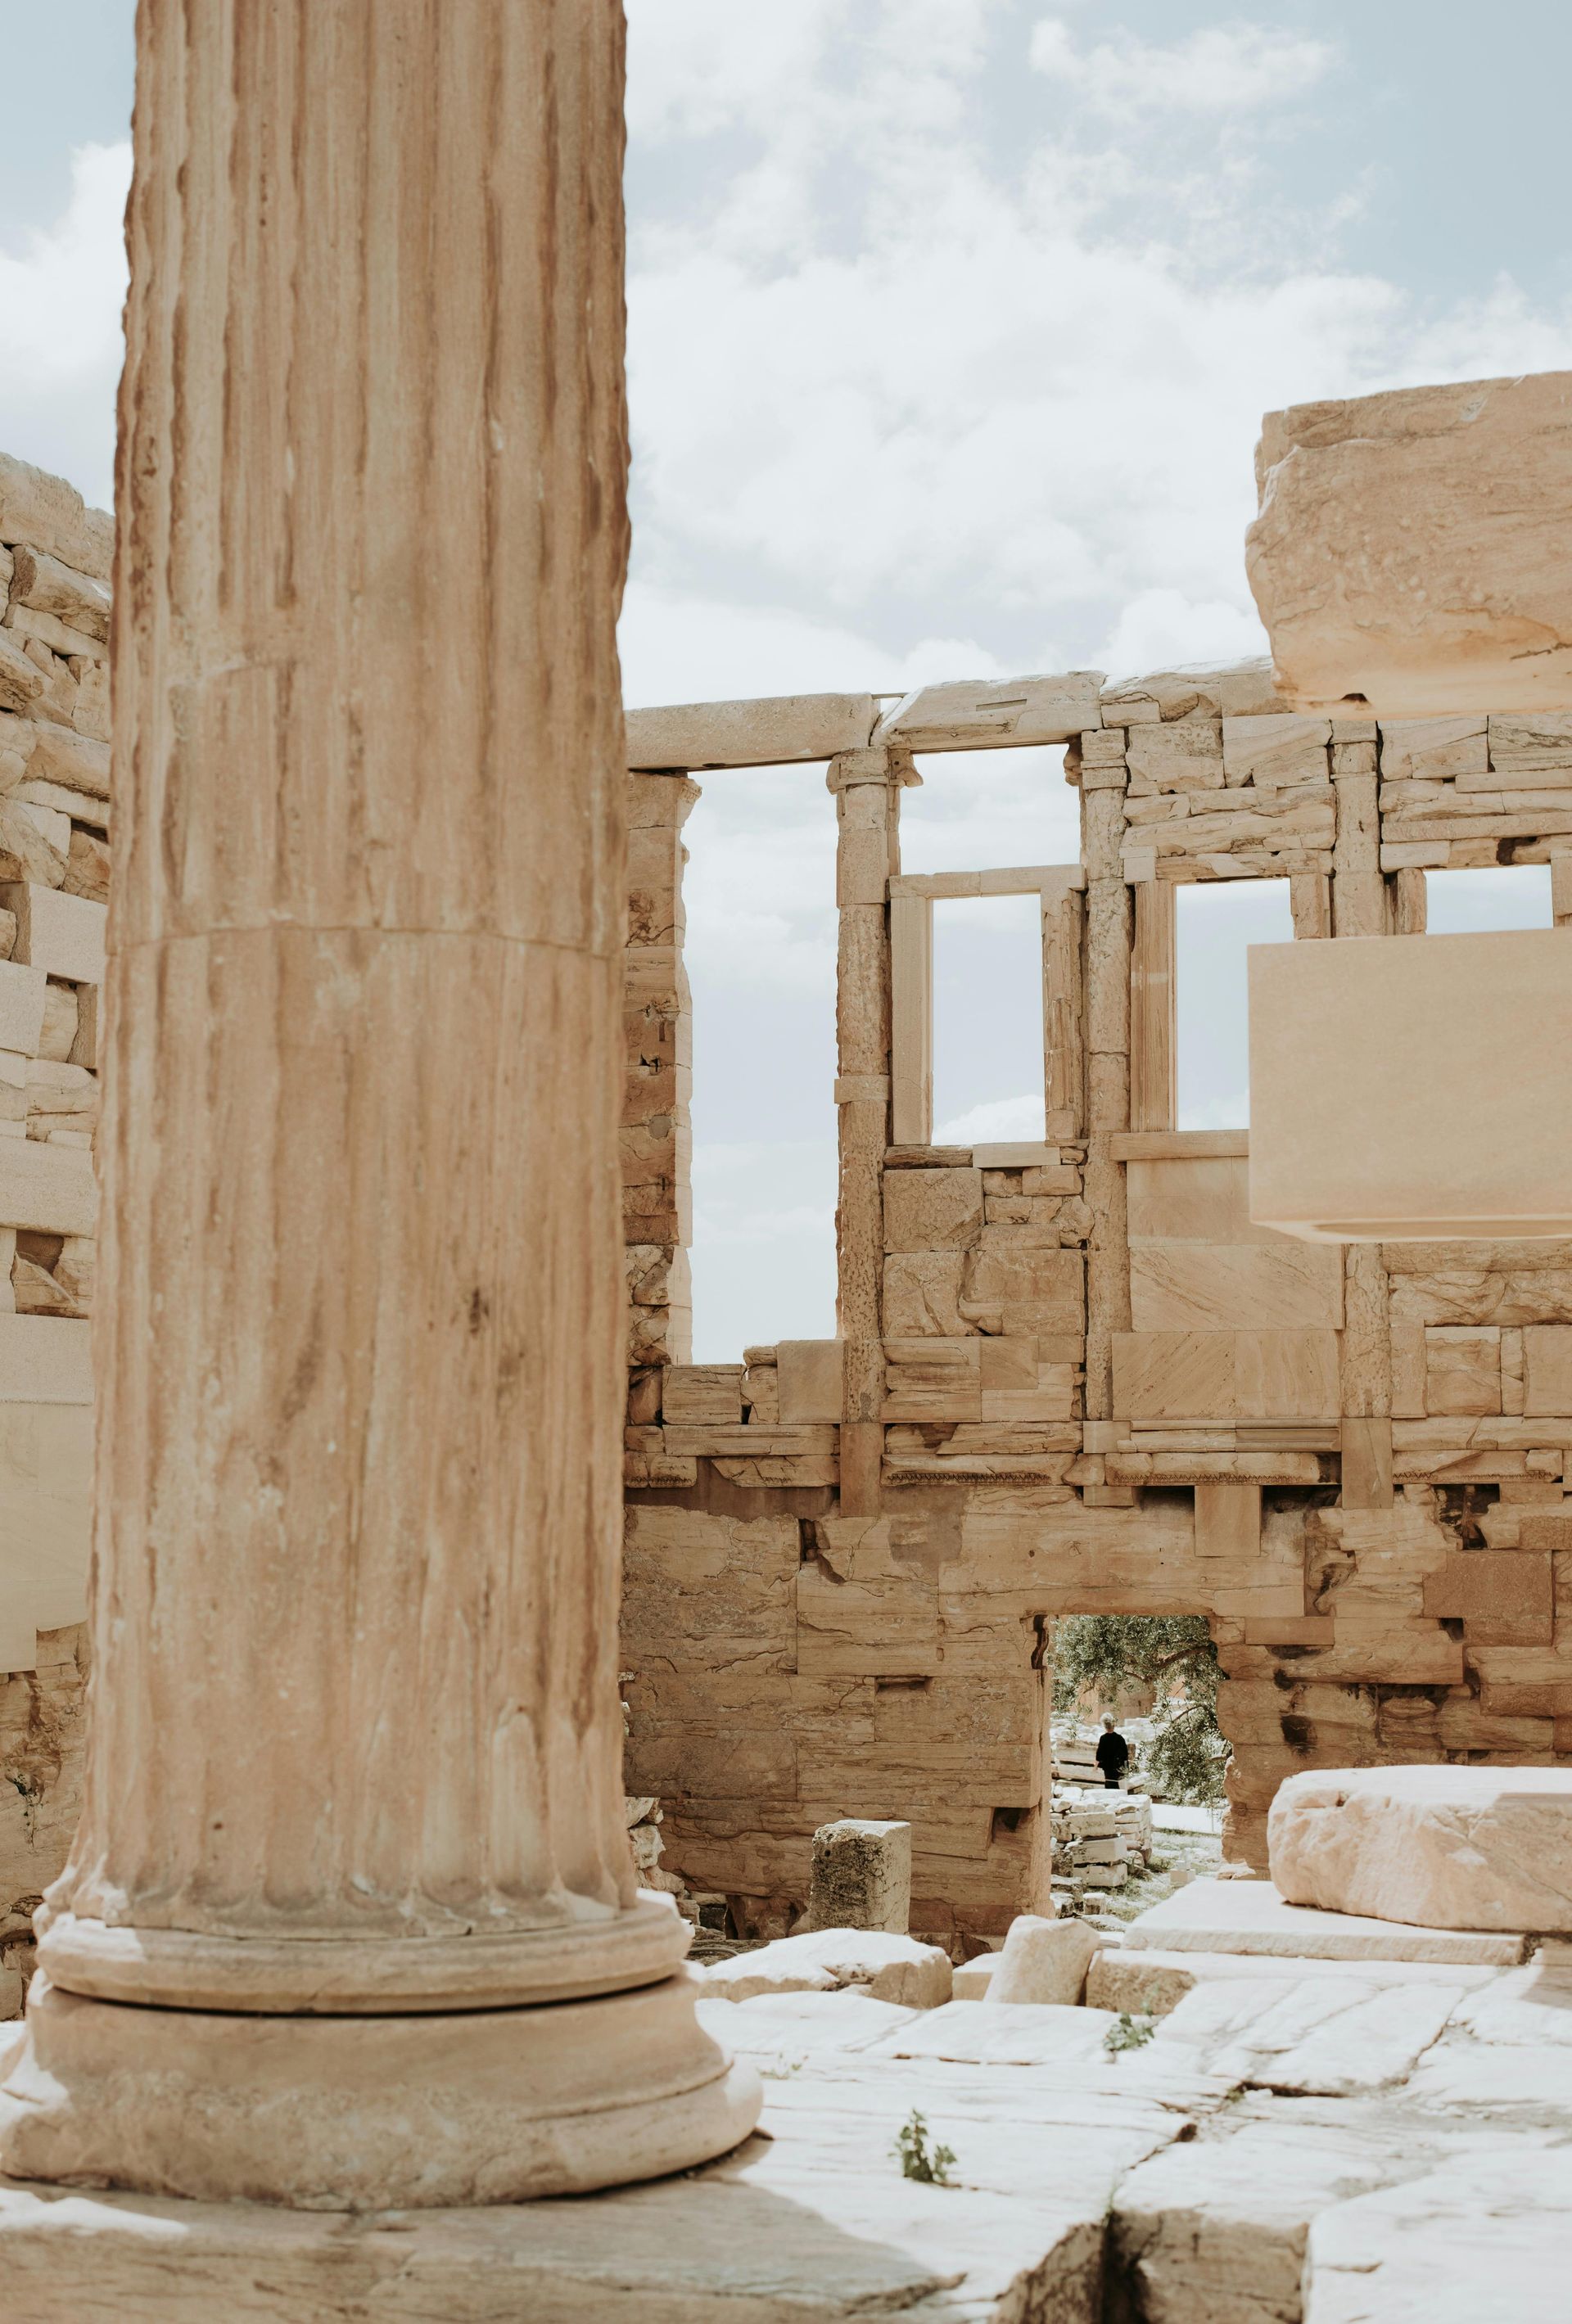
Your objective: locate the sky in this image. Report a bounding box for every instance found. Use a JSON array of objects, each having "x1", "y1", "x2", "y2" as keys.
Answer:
[{"x1": 2, "y1": 2, "x2": 1568, "y2": 1354}]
